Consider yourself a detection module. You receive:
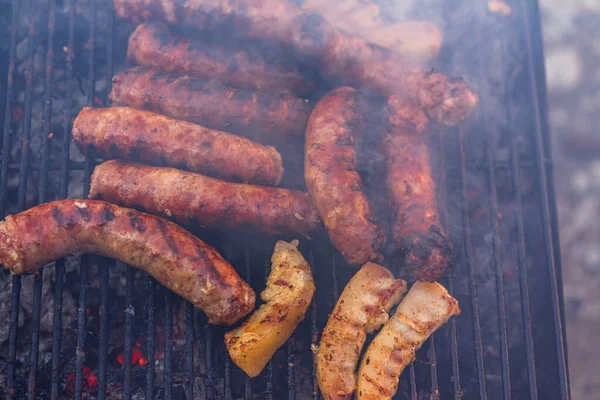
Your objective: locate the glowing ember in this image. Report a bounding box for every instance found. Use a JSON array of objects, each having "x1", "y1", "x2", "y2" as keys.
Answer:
[
  {"x1": 116, "y1": 346, "x2": 147, "y2": 366},
  {"x1": 65, "y1": 367, "x2": 98, "y2": 396}
]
